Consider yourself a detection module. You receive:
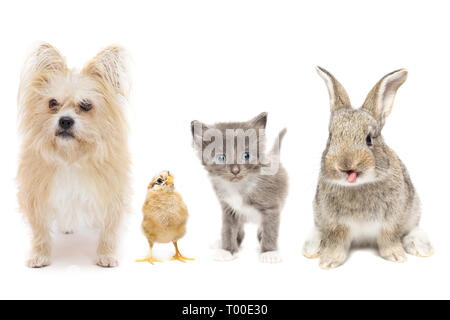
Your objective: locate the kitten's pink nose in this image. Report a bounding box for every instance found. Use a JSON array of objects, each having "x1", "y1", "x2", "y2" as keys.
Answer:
[{"x1": 231, "y1": 165, "x2": 240, "y2": 176}]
